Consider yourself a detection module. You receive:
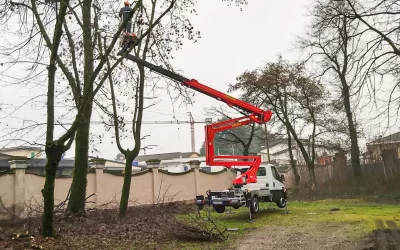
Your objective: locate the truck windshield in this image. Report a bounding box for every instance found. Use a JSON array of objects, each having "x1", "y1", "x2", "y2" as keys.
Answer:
[{"x1": 238, "y1": 167, "x2": 266, "y2": 176}]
